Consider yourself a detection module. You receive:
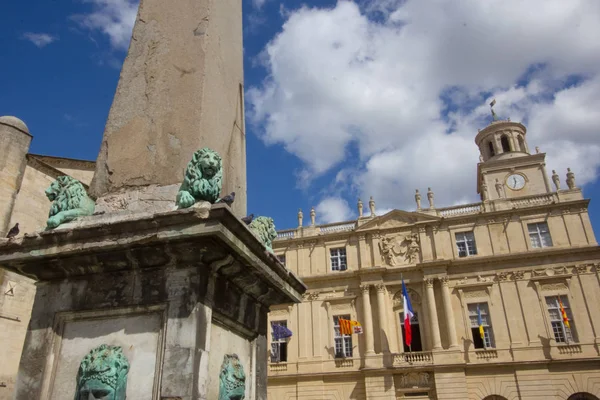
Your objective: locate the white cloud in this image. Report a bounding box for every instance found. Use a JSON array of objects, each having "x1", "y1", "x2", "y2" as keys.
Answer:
[
  {"x1": 72, "y1": 0, "x2": 138, "y2": 51},
  {"x1": 247, "y1": 0, "x2": 600, "y2": 213},
  {"x1": 316, "y1": 197, "x2": 354, "y2": 224},
  {"x1": 22, "y1": 32, "x2": 58, "y2": 48}
]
